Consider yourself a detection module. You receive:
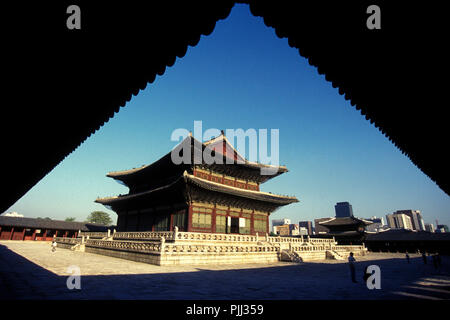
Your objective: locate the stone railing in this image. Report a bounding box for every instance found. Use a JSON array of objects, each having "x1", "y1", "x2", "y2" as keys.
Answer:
[
  {"x1": 84, "y1": 238, "x2": 280, "y2": 256},
  {"x1": 86, "y1": 239, "x2": 162, "y2": 254},
  {"x1": 175, "y1": 232, "x2": 257, "y2": 243},
  {"x1": 162, "y1": 243, "x2": 280, "y2": 254},
  {"x1": 331, "y1": 245, "x2": 366, "y2": 252},
  {"x1": 78, "y1": 231, "x2": 109, "y2": 239},
  {"x1": 55, "y1": 237, "x2": 81, "y2": 244},
  {"x1": 291, "y1": 245, "x2": 329, "y2": 252},
  {"x1": 113, "y1": 231, "x2": 175, "y2": 241},
  {"x1": 309, "y1": 238, "x2": 335, "y2": 244}
]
